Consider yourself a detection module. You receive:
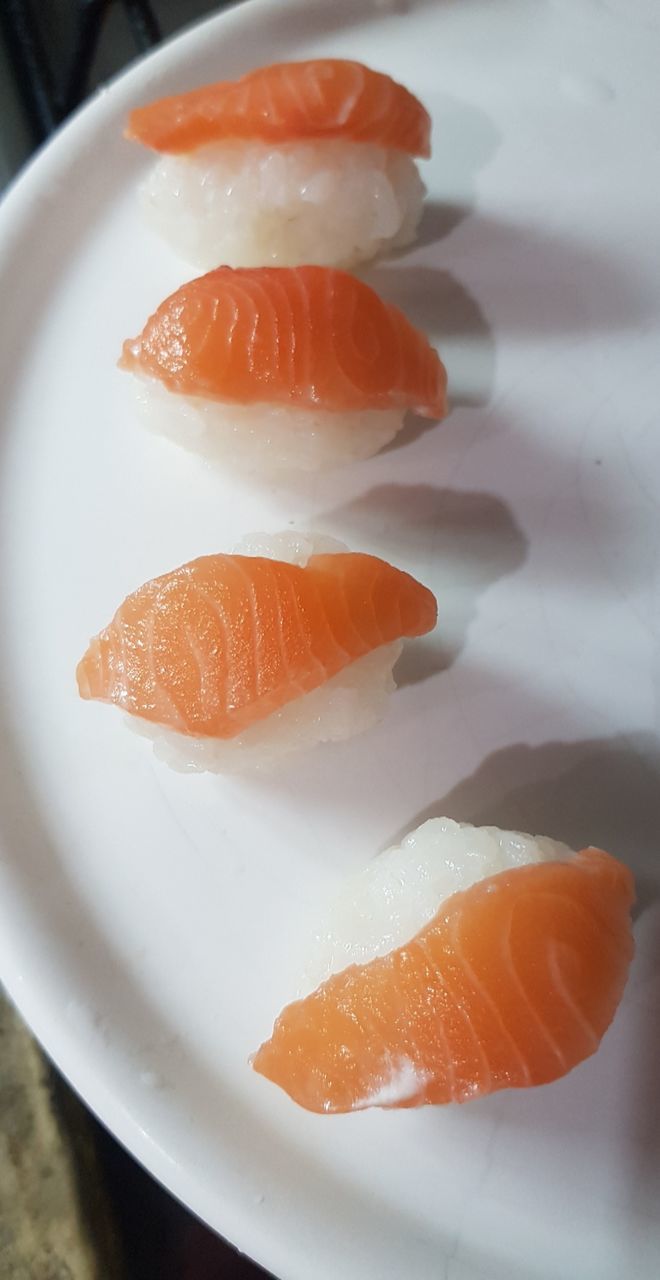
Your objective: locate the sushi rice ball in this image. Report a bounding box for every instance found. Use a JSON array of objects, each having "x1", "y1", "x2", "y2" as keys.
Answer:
[
  {"x1": 120, "y1": 265, "x2": 447, "y2": 471},
  {"x1": 76, "y1": 533, "x2": 437, "y2": 774},
  {"x1": 125, "y1": 59, "x2": 430, "y2": 270},
  {"x1": 253, "y1": 817, "x2": 635, "y2": 1112}
]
